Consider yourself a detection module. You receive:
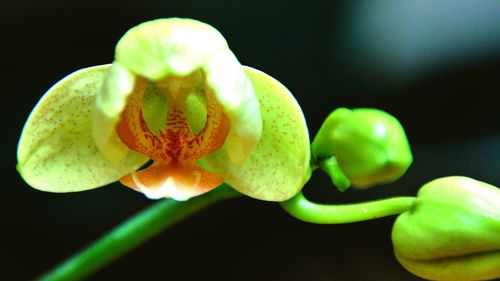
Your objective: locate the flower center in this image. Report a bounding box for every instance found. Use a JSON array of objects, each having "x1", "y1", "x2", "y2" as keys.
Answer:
[{"x1": 116, "y1": 71, "x2": 230, "y2": 200}]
